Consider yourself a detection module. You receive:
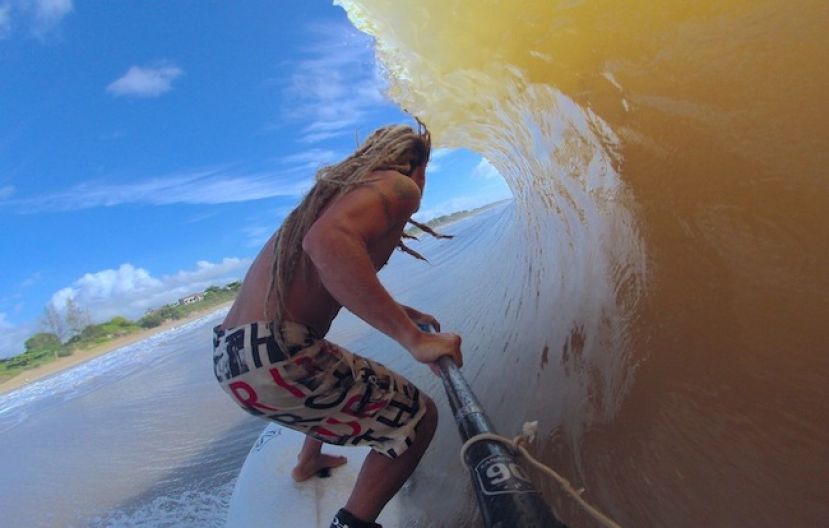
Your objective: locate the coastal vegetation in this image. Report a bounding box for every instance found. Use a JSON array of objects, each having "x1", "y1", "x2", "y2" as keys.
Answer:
[
  {"x1": 0, "y1": 281, "x2": 241, "y2": 384},
  {"x1": 406, "y1": 200, "x2": 508, "y2": 236}
]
